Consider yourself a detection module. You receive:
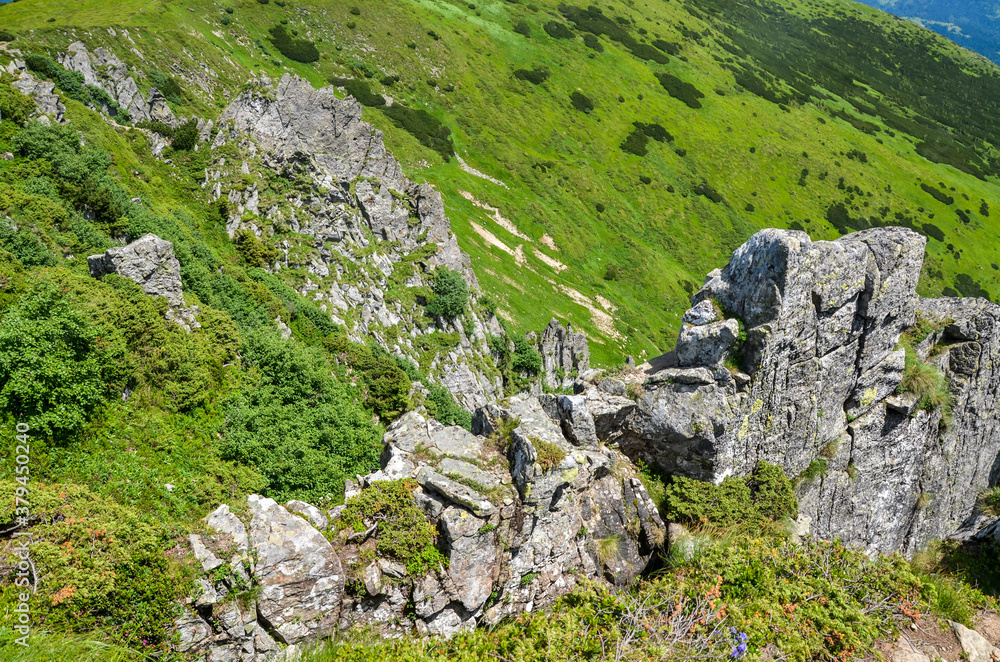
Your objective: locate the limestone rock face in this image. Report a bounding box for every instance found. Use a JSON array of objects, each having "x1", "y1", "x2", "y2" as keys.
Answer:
[
  {"x1": 10, "y1": 70, "x2": 65, "y2": 121},
  {"x1": 609, "y1": 227, "x2": 1000, "y2": 556},
  {"x1": 87, "y1": 234, "x2": 200, "y2": 330}
]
